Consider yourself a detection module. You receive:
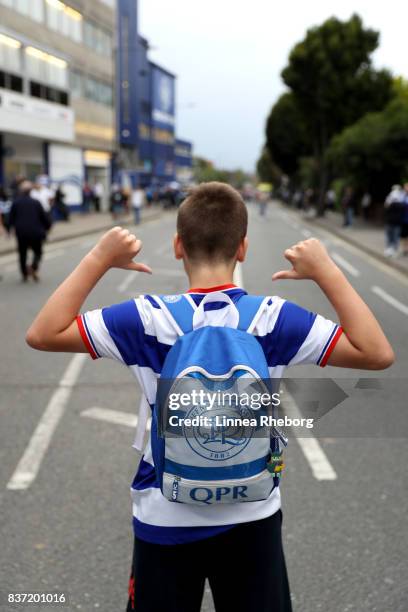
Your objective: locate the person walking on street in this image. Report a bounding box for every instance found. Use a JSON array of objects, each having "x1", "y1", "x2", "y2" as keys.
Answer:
[
  {"x1": 10, "y1": 175, "x2": 25, "y2": 199},
  {"x1": 258, "y1": 191, "x2": 268, "y2": 216},
  {"x1": 131, "y1": 185, "x2": 145, "y2": 225},
  {"x1": 400, "y1": 183, "x2": 408, "y2": 256},
  {"x1": 341, "y1": 187, "x2": 356, "y2": 227},
  {"x1": 54, "y1": 186, "x2": 70, "y2": 222},
  {"x1": 0, "y1": 186, "x2": 12, "y2": 231},
  {"x1": 31, "y1": 177, "x2": 54, "y2": 214},
  {"x1": 361, "y1": 192, "x2": 372, "y2": 221},
  {"x1": 82, "y1": 182, "x2": 93, "y2": 214},
  {"x1": 8, "y1": 181, "x2": 51, "y2": 282},
  {"x1": 93, "y1": 181, "x2": 104, "y2": 212},
  {"x1": 110, "y1": 184, "x2": 125, "y2": 220},
  {"x1": 325, "y1": 189, "x2": 336, "y2": 211},
  {"x1": 384, "y1": 184, "x2": 405, "y2": 257}
]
